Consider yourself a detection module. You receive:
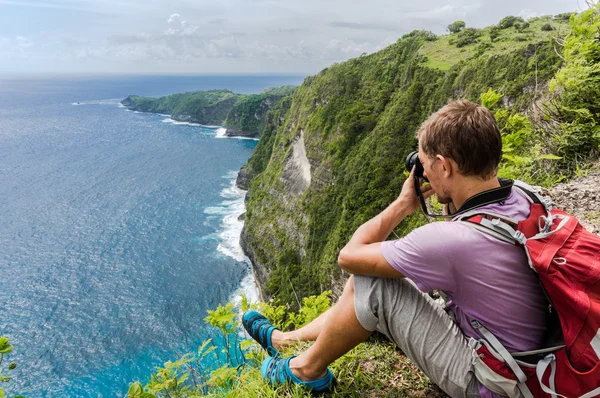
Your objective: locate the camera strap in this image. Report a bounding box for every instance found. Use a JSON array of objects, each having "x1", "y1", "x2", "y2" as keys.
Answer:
[
  {"x1": 417, "y1": 178, "x2": 514, "y2": 218},
  {"x1": 452, "y1": 178, "x2": 514, "y2": 216}
]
